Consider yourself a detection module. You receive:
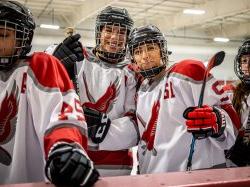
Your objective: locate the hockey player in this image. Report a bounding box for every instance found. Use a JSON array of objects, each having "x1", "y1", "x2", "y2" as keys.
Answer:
[
  {"x1": 50, "y1": 6, "x2": 139, "y2": 176},
  {"x1": 0, "y1": 1, "x2": 99, "y2": 185},
  {"x1": 226, "y1": 39, "x2": 250, "y2": 166},
  {"x1": 128, "y1": 25, "x2": 237, "y2": 173}
]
